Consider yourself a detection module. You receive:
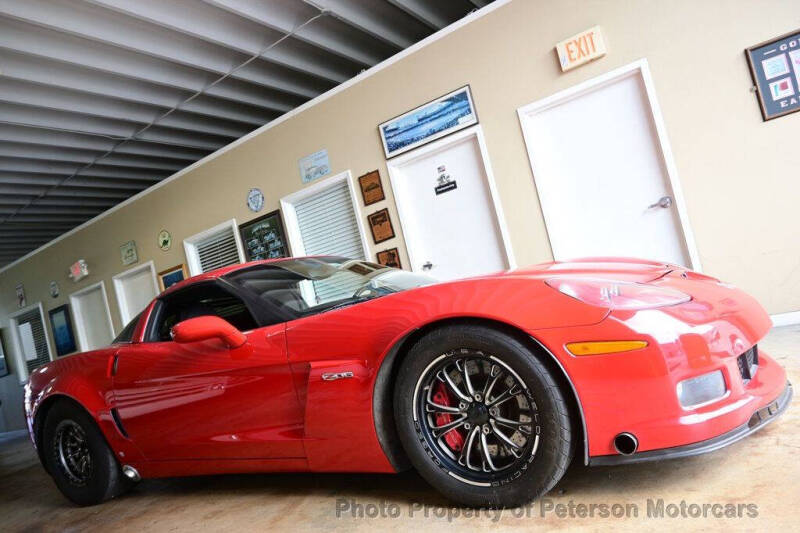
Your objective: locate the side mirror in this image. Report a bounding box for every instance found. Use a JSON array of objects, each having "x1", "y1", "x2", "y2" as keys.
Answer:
[{"x1": 170, "y1": 316, "x2": 247, "y2": 349}]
